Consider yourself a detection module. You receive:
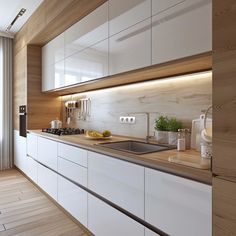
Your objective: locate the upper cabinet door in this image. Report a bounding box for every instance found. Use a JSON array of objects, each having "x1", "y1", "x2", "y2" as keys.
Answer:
[
  {"x1": 109, "y1": 18, "x2": 151, "y2": 76},
  {"x1": 145, "y1": 168, "x2": 212, "y2": 236},
  {"x1": 65, "y1": 2, "x2": 108, "y2": 58},
  {"x1": 65, "y1": 39, "x2": 108, "y2": 86},
  {"x1": 109, "y1": 0, "x2": 151, "y2": 36},
  {"x1": 42, "y1": 32, "x2": 64, "y2": 65},
  {"x1": 152, "y1": 0, "x2": 184, "y2": 16},
  {"x1": 152, "y1": 0, "x2": 212, "y2": 65}
]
